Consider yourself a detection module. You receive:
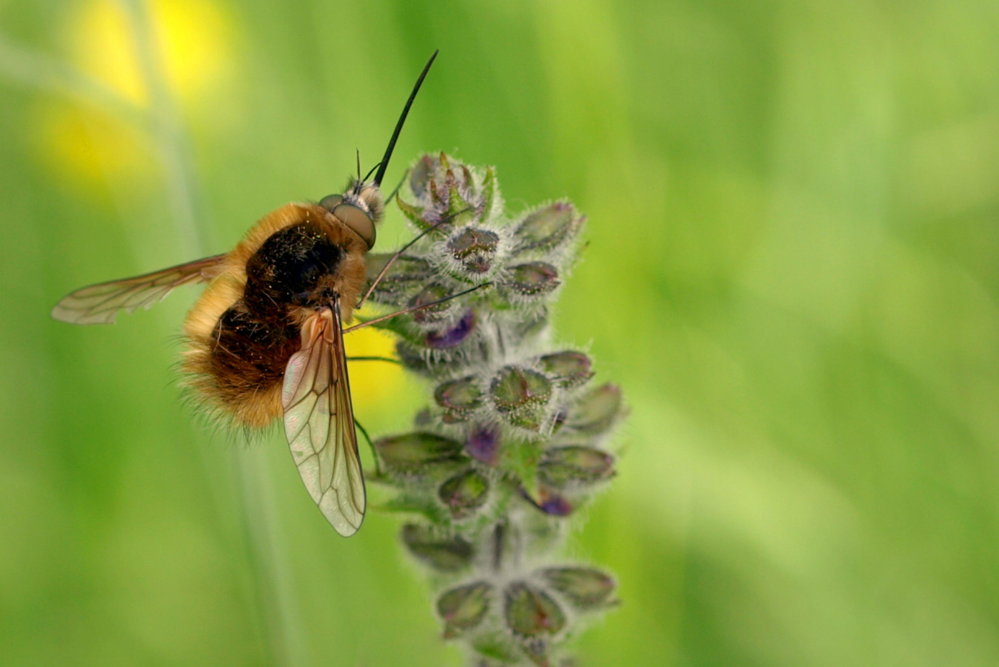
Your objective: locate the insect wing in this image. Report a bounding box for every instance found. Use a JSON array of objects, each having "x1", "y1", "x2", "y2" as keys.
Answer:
[
  {"x1": 282, "y1": 302, "x2": 366, "y2": 536},
  {"x1": 51, "y1": 254, "x2": 225, "y2": 325}
]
